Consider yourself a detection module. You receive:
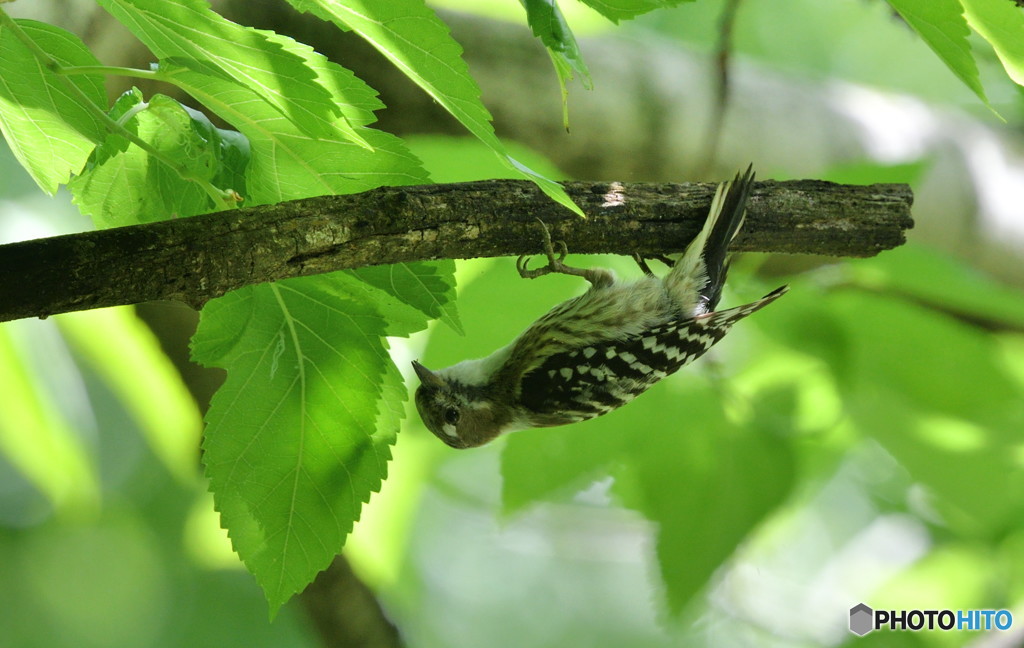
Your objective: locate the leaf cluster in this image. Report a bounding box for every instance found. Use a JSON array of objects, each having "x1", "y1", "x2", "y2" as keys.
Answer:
[
  {"x1": 0, "y1": 0, "x2": 699, "y2": 614},
  {"x1": 0, "y1": 0, "x2": 1021, "y2": 622}
]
